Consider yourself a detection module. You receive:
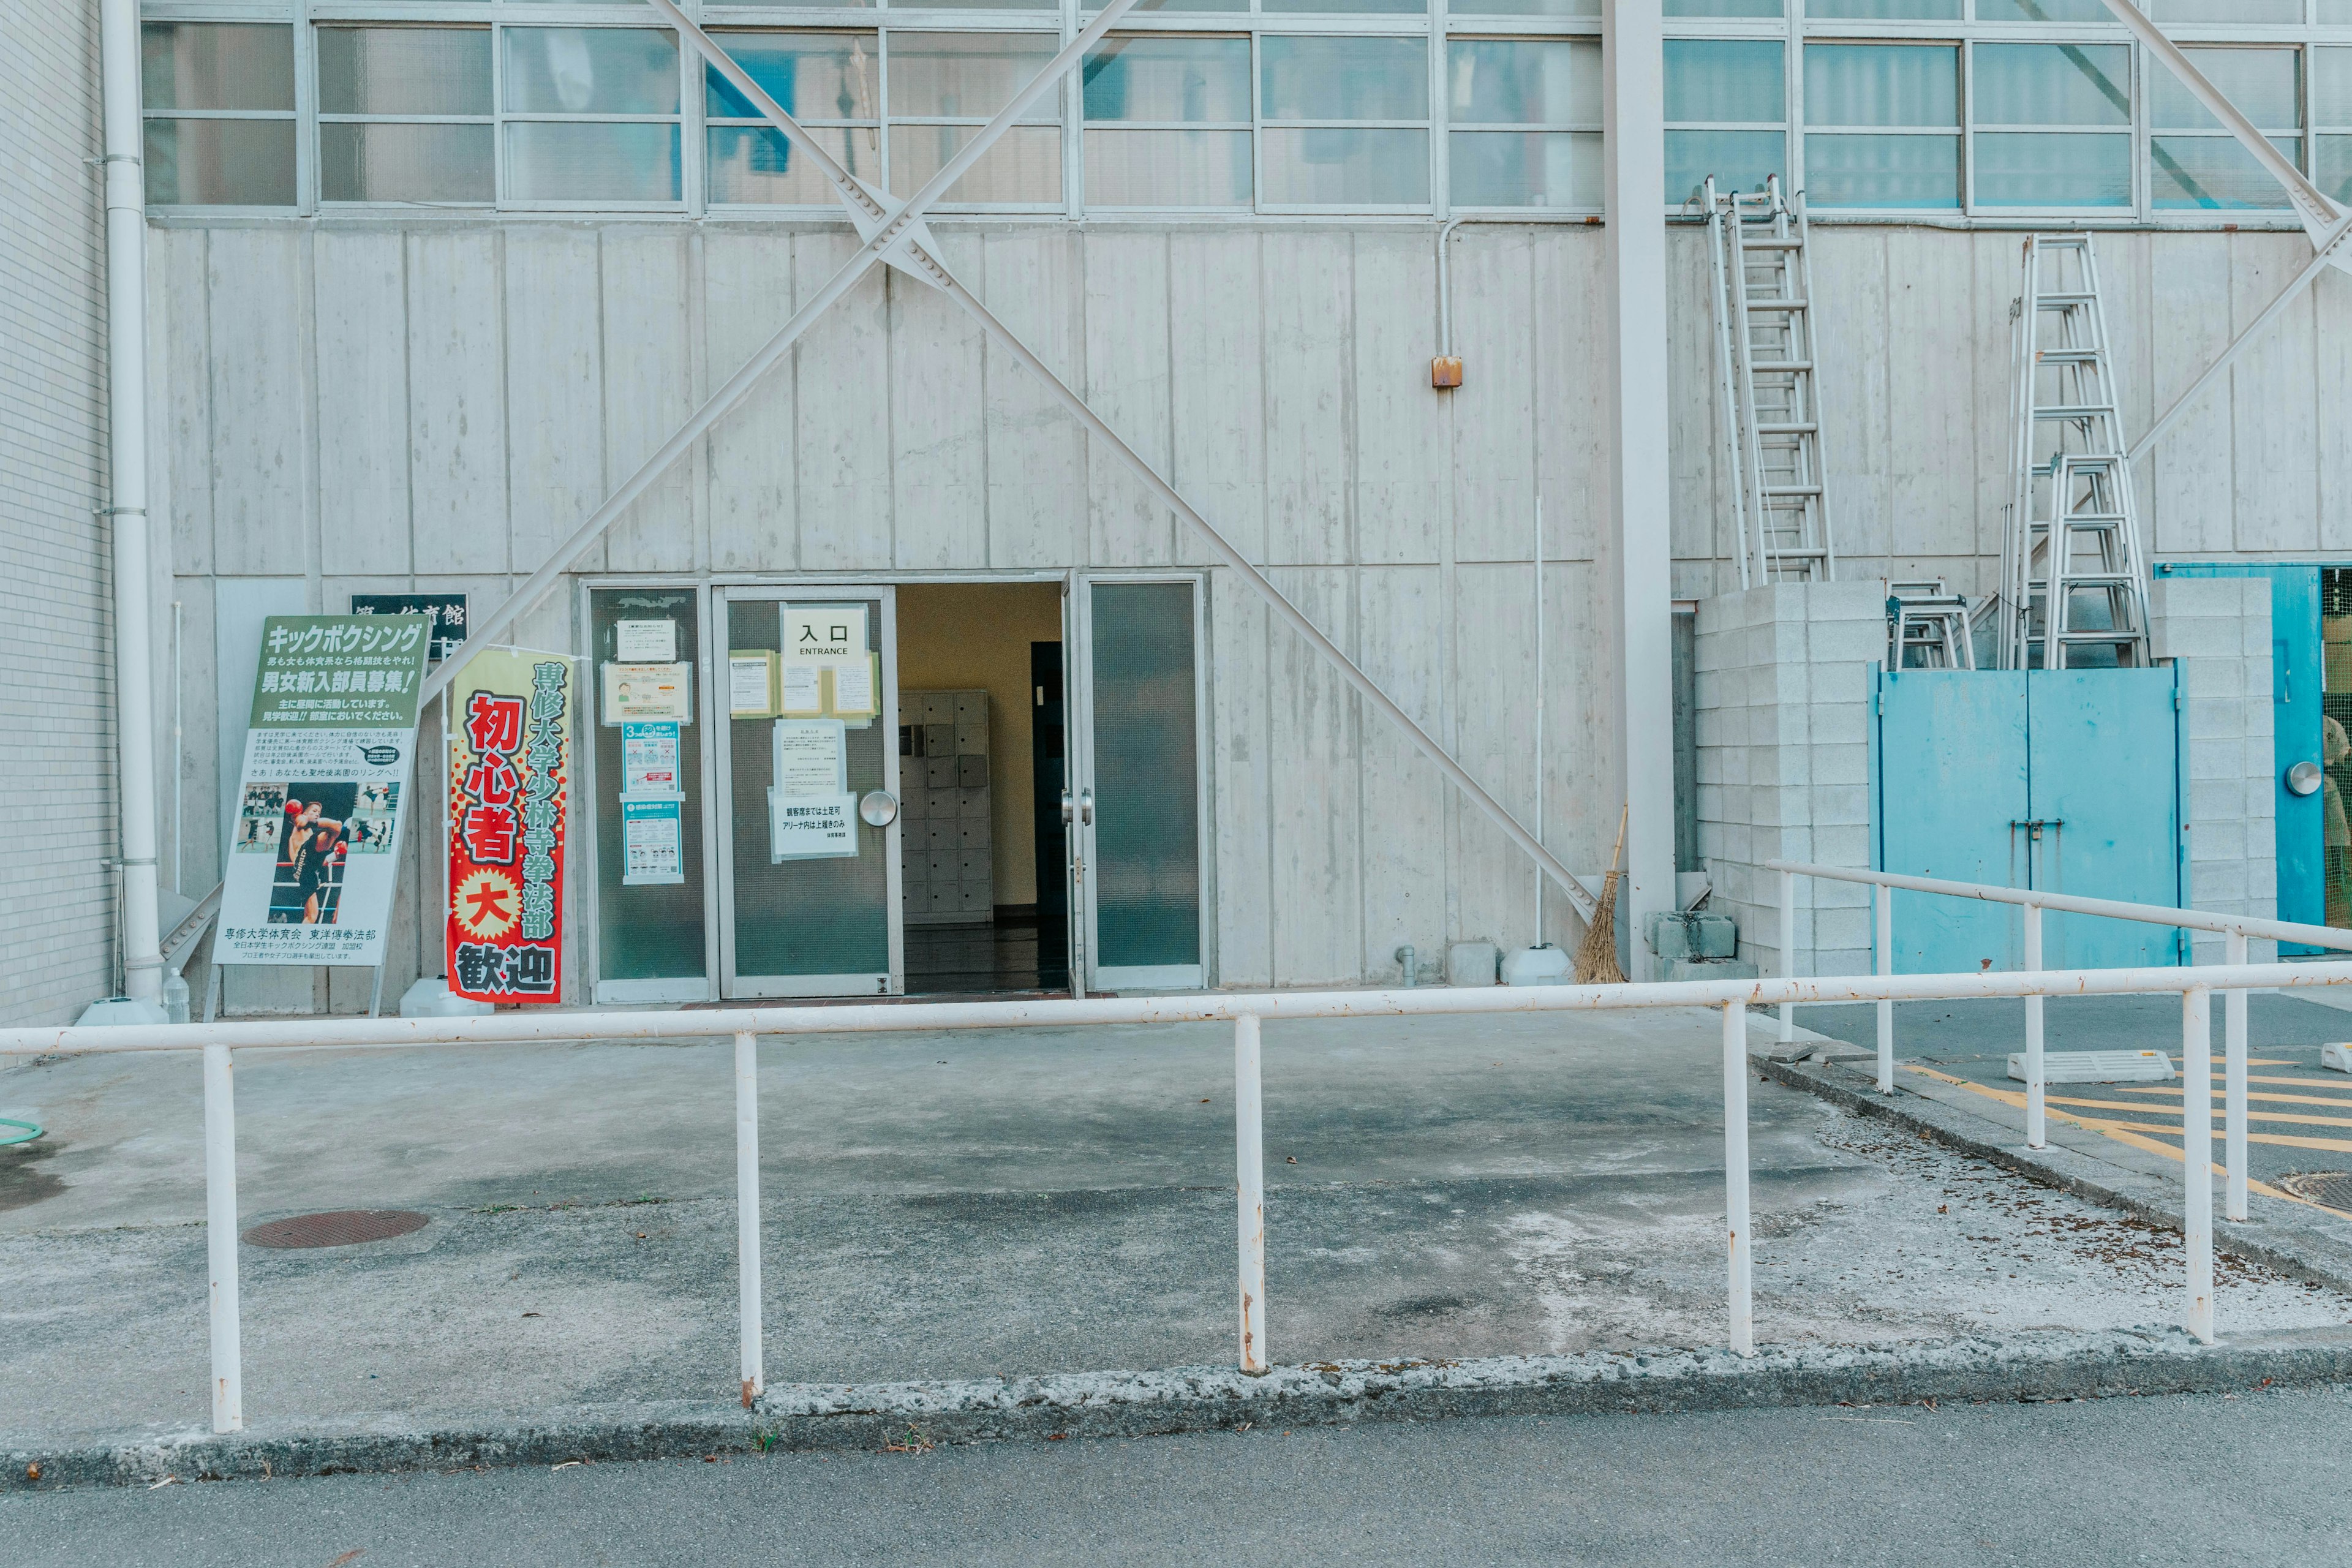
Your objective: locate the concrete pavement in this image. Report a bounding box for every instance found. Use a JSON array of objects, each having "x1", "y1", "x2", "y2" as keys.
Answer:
[{"x1": 7, "y1": 1384, "x2": 2348, "y2": 1566}]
